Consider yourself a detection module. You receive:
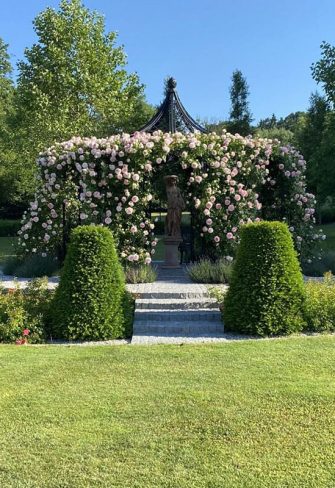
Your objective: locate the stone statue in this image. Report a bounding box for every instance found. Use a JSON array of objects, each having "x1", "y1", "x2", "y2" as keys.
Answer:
[{"x1": 164, "y1": 175, "x2": 185, "y2": 238}]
